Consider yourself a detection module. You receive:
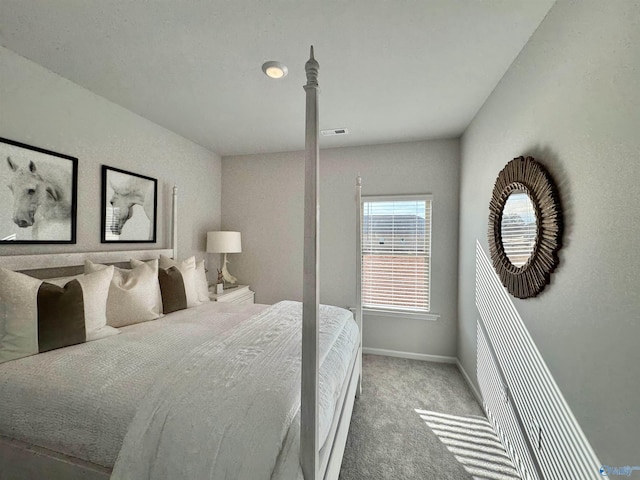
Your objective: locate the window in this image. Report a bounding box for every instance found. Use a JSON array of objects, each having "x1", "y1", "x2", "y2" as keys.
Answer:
[{"x1": 361, "y1": 195, "x2": 432, "y2": 313}]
